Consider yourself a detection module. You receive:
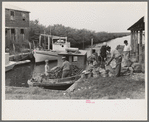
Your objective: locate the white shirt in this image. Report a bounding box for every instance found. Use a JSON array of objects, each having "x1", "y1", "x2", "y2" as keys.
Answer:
[
  {"x1": 45, "y1": 64, "x2": 50, "y2": 75},
  {"x1": 123, "y1": 44, "x2": 132, "y2": 52}
]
